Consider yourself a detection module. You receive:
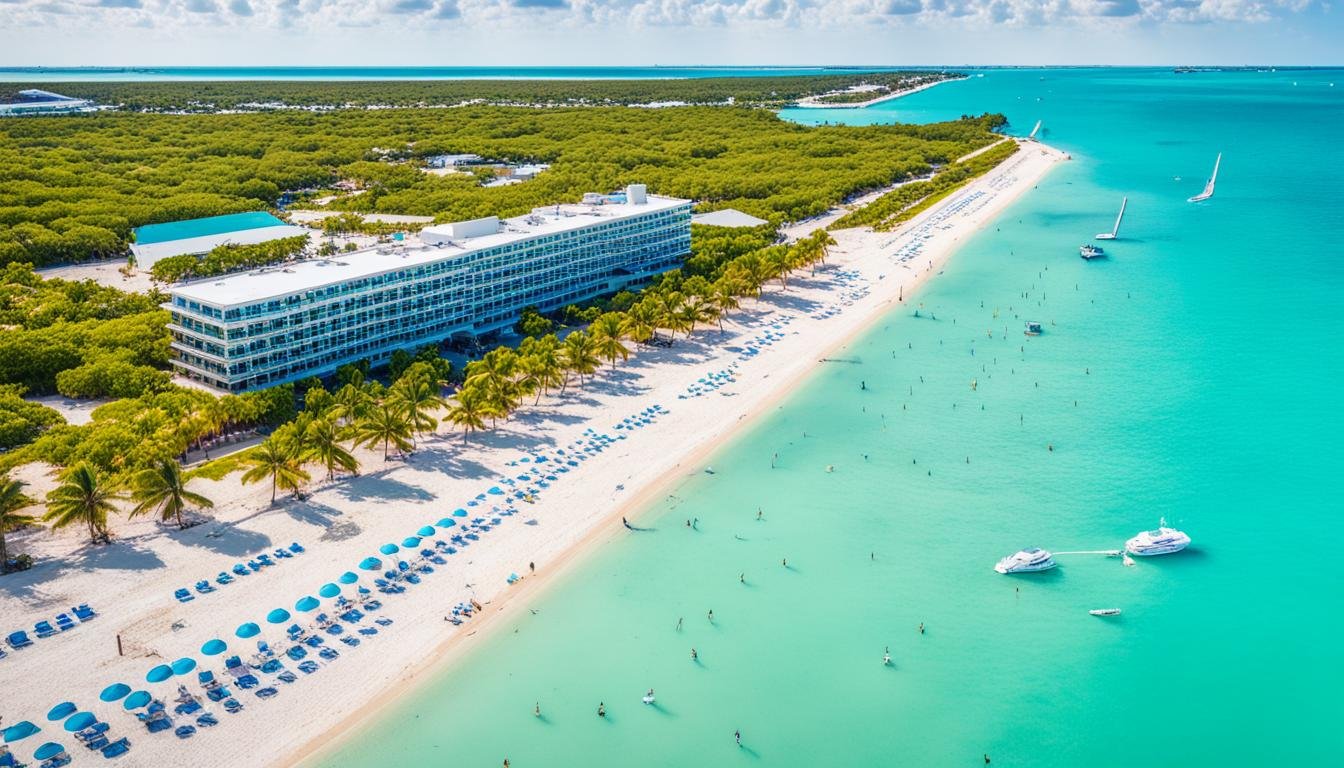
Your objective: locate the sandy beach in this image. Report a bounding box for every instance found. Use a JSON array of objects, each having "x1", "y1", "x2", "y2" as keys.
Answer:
[{"x1": 0, "y1": 140, "x2": 1064, "y2": 768}]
